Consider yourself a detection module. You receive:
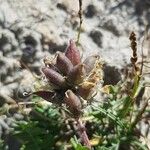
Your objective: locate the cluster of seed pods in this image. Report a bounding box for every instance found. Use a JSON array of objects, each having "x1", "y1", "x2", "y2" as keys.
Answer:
[{"x1": 34, "y1": 40, "x2": 103, "y2": 118}]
